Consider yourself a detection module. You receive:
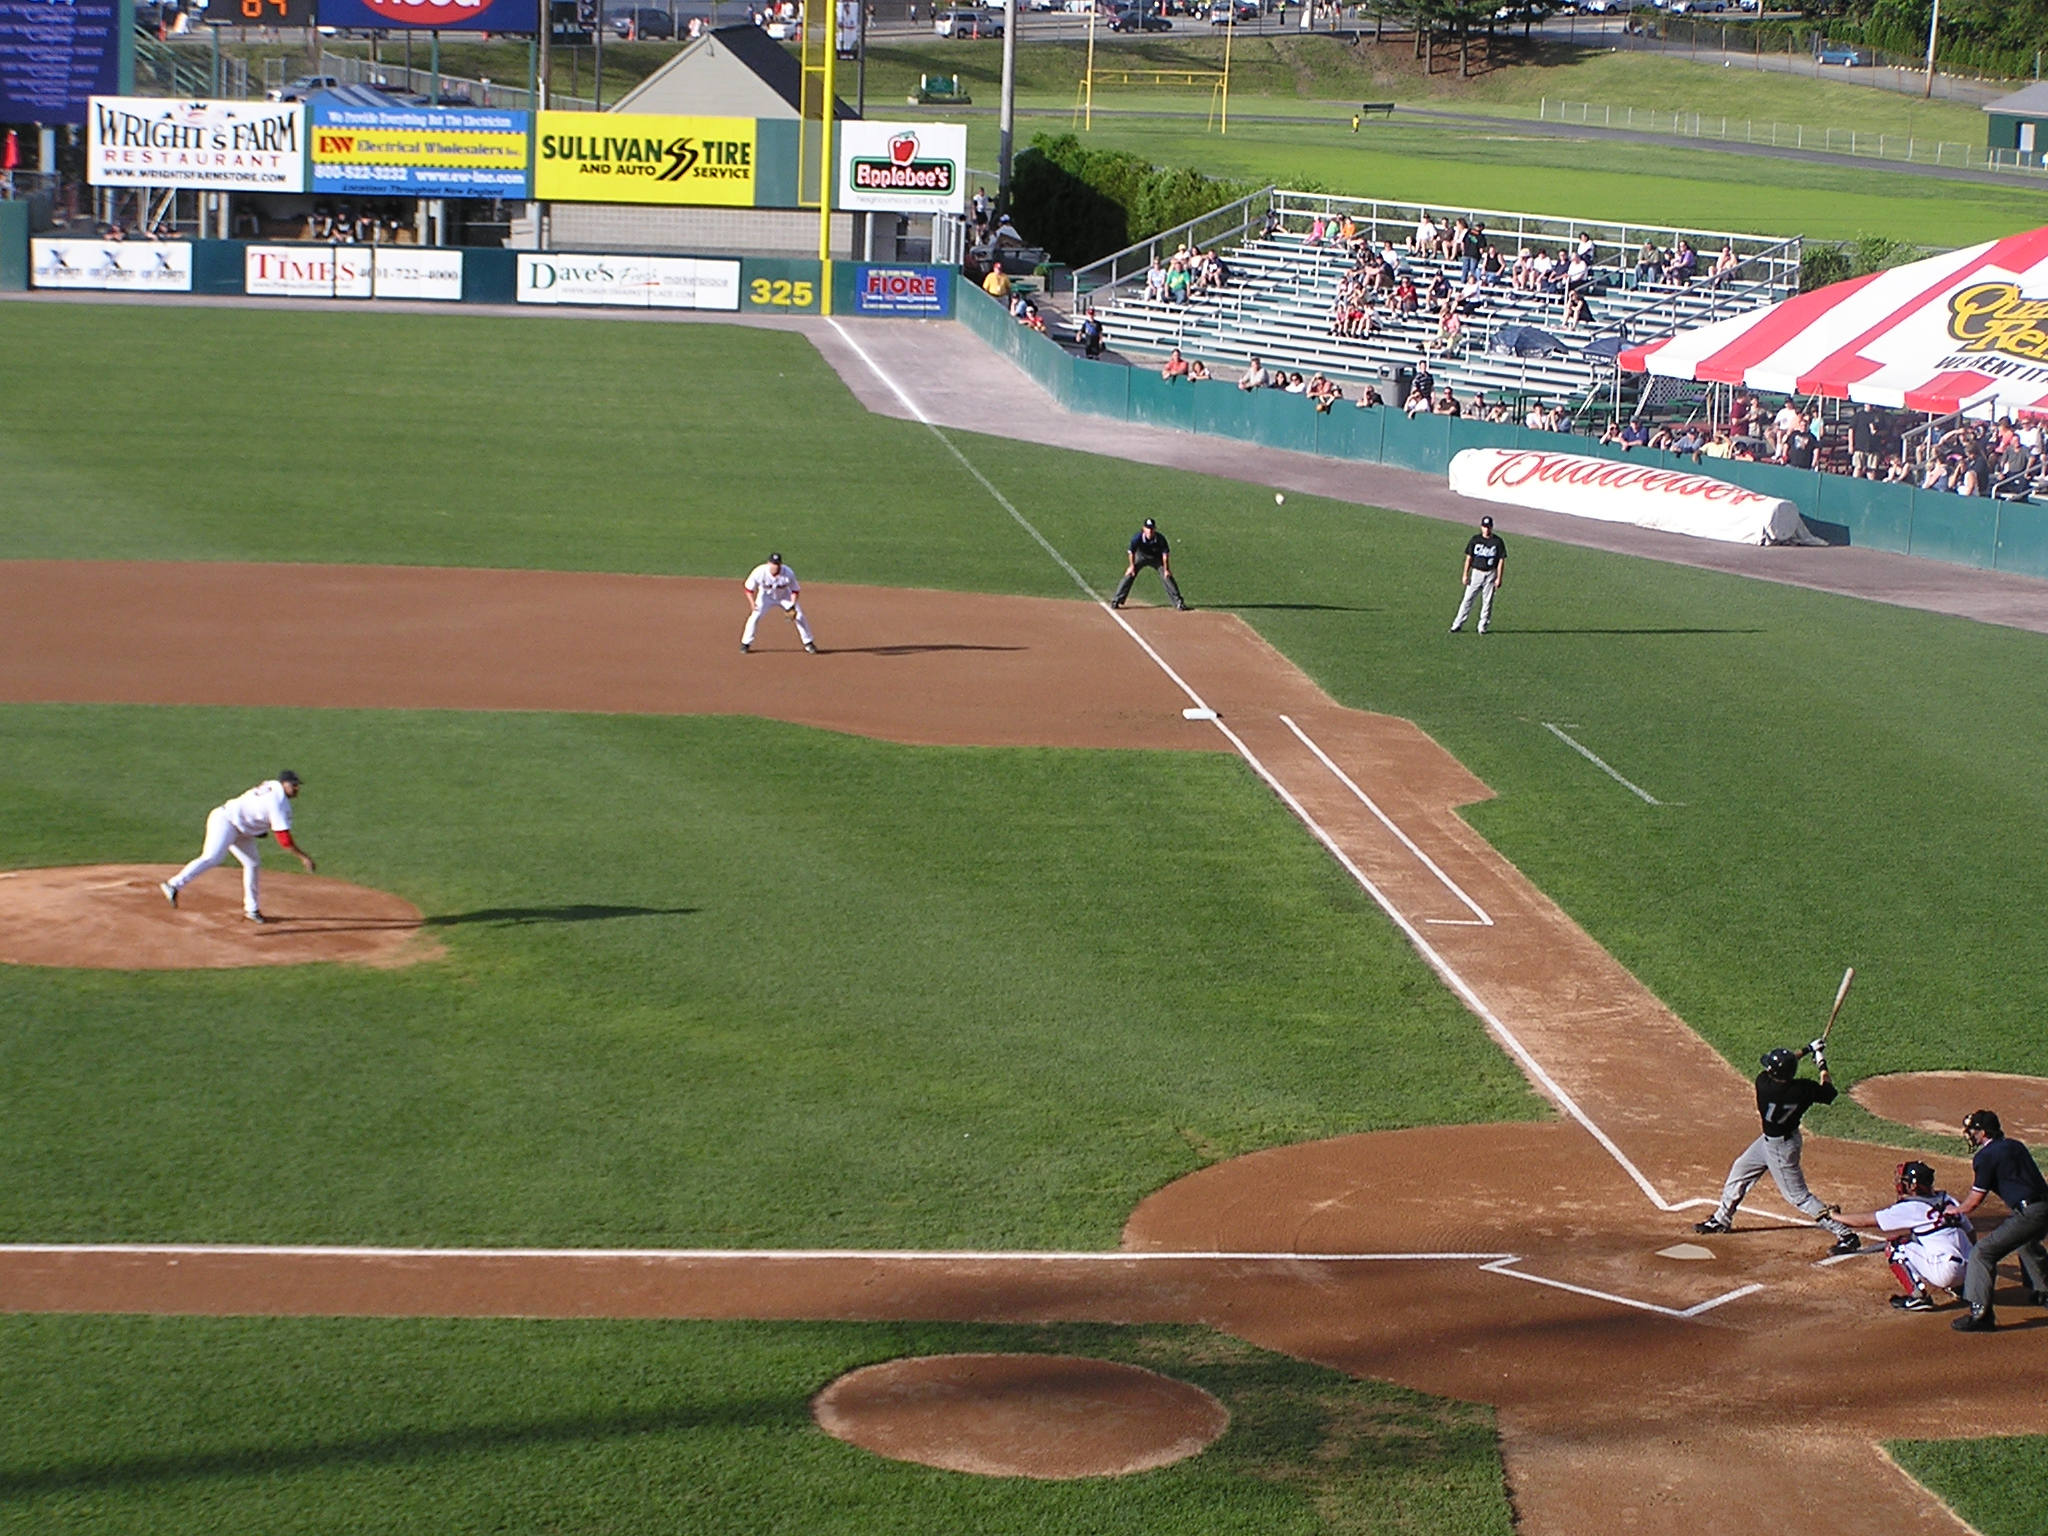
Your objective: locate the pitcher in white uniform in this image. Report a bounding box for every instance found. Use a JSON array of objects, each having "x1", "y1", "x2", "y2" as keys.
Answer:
[
  {"x1": 161, "y1": 771, "x2": 317, "y2": 923},
  {"x1": 741, "y1": 553, "x2": 817, "y2": 654}
]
